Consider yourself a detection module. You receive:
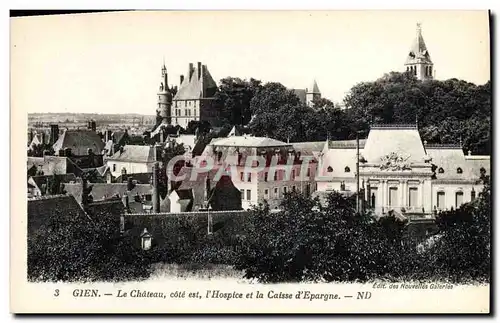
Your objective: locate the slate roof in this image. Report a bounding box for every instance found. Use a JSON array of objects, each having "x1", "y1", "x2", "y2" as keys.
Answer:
[
  {"x1": 174, "y1": 63, "x2": 218, "y2": 100},
  {"x1": 107, "y1": 145, "x2": 159, "y2": 163},
  {"x1": 52, "y1": 129, "x2": 105, "y2": 156},
  {"x1": 426, "y1": 147, "x2": 490, "y2": 181},
  {"x1": 28, "y1": 173, "x2": 78, "y2": 192},
  {"x1": 292, "y1": 141, "x2": 324, "y2": 159},
  {"x1": 328, "y1": 139, "x2": 366, "y2": 149},
  {"x1": 405, "y1": 24, "x2": 432, "y2": 65},
  {"x1": 64, "y1": 183, "x2": 153, "y2": 204},
  {"x1": 307, "y1": 80, "x2": 321, "y2": 94},
  {"x1": 292, "y1": 89, "x2": 307, "y2": 104},
  {"x1": 209, "y1": 136, "x2": 290, "y2": 148},
  {"x1": 115, "y1": 172, "x2": 152, "y2": 184},
  {"x1": 27, "y1": 156, "x2": 83, "y2": 176},
  {"x1": 27, "y1": 194, "x2": 90, "y2": 234},
  {"x1": 362, "y1": 125, "x2": 426, "y2": 164}
]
